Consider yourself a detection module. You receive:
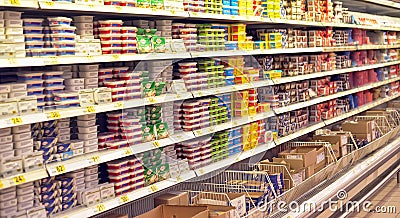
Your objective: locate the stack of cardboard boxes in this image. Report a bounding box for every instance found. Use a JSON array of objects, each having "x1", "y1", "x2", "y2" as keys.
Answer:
[
  {"x1": 271, "y1": 145, "x2": 326, "y2": 188},
  {"x1": 341, "y1": 120, "x2": 376, "y2": 143},
  {"x1": 139, "y1": 191, "x2": 239, "y2": 218}
]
